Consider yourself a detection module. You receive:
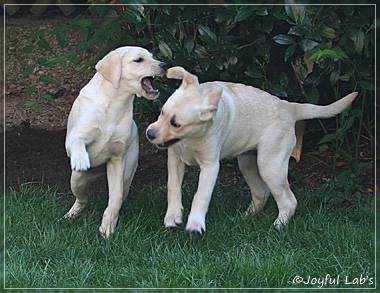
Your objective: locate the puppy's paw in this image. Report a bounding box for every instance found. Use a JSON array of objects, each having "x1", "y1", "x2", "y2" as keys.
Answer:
[
  {"x1": 99, "y1": 207, "x2": 119, "y2": 239},
  {"x1": 186, "y1": 214, "x2": 206, "y2": 234},
  {"x1": 164, "y1": 210, "x2": 183, "y2": 228},
  {"x1": 64, "y1": 200, "x2": 87, "y2": 218},
  {"x1": 99, "y1": 208, "x2": 119, "y2": 239},
  {"x1": 273, "y1": 214, "x2": 289, "y2": 230},
  {"x1": 244, "y1": 201, "x2": 257, "y2": 215},
  {"x1": 70, "y1": 149, "x2": 91, "y2": 171}
]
